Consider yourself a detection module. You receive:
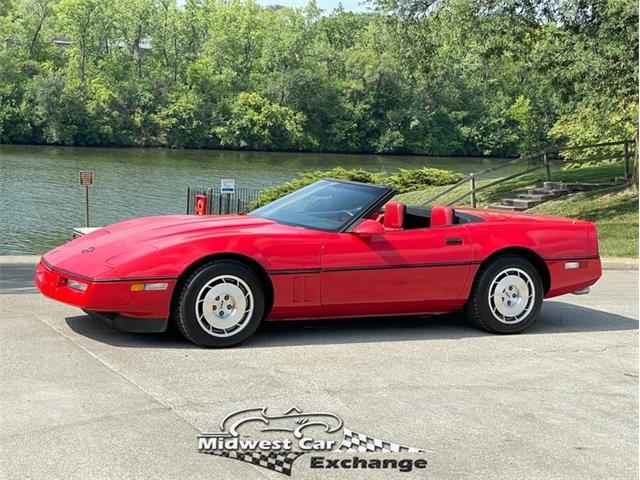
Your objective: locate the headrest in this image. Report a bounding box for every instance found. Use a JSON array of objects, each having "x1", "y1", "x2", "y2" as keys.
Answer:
[
  {"x1": 431, "y1": 205, "x2": 454, "y2": 227},
  {"x1": 384, "y1": 201, "x2": 405, "y2": 230}
]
